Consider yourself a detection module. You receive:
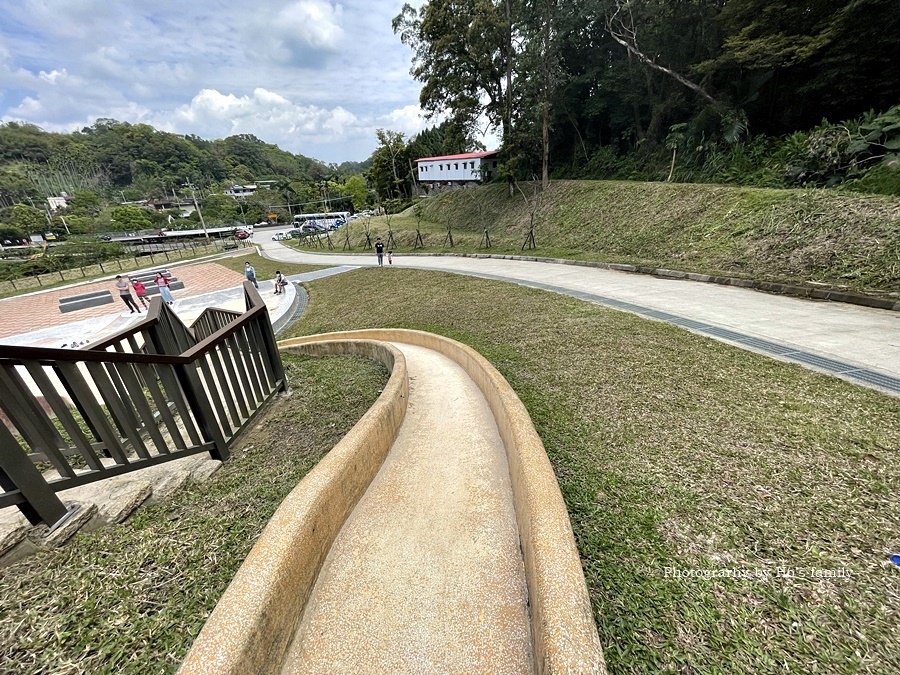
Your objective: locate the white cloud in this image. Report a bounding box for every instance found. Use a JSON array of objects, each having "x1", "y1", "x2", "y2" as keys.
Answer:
[
  {"x1": 162, "y1": 87, "x2": 366, "y2": 145},
  {"x1": 38, "y1": 69, "x2": 67, "y2": 84},
  {"x1": 8, "y1": 96, "x2": 43, "y2": 117},
  {"x1": 0, "y1": 0, "x2": 446, "y2": 162},
  {"x1": 384, "y1": 104, "x2": 430, "y2": 137},
  {"x1": 277, "y1": 0, "x2": 345, "y2": 51}
]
